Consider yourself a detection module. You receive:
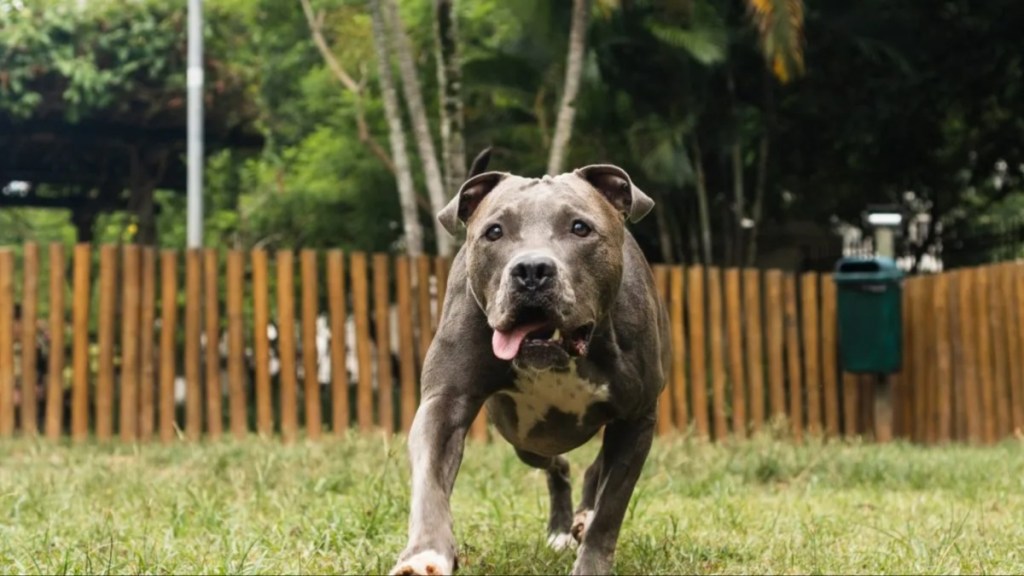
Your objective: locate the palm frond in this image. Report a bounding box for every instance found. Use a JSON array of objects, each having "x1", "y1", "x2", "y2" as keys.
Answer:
[
  {"x1": 646, "y1": 19, "x2": 727, "y2": 66},
  {"x1": 746, "y1": 0, "x2": 805, "y2": 83}
]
